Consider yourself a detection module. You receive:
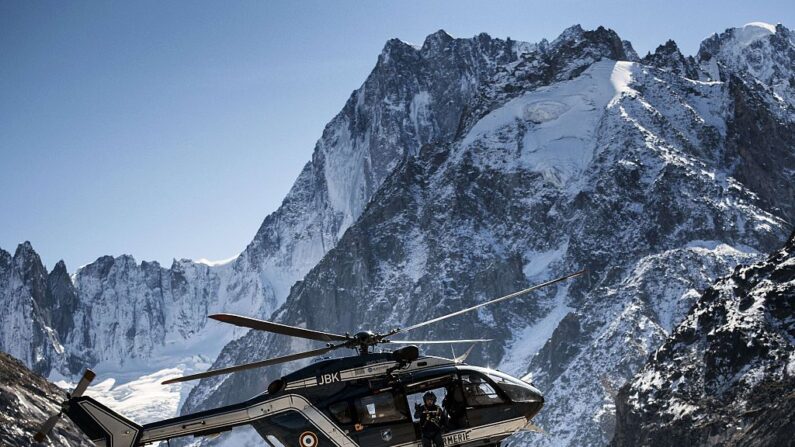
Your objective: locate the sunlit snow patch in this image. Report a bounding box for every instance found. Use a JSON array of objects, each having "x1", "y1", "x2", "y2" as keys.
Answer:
[
  {"x1": 501, "y1": 304, "x2": 572, "y2": 379},
  {"x1": 462, "y1": 60, "x2": 637, "y2": 187},
  {"x1": 522, "y1": 243, "x2": 568, "y2": 281},
  {"x1": 54, "y1": 355, "x2": 213, "y2": 425},
  {"x1": 195, "y1": 254, "x2": 240, "y2": 267},
  {"x1": 735, "y1": 22, "x2": 777, "y2": 46},
  {"x1": 50, "y1": 319, "x2": 237, "y2": 428},
  {"x1": 82, "y1": 369, "x2": 184, "y2": 423}
]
